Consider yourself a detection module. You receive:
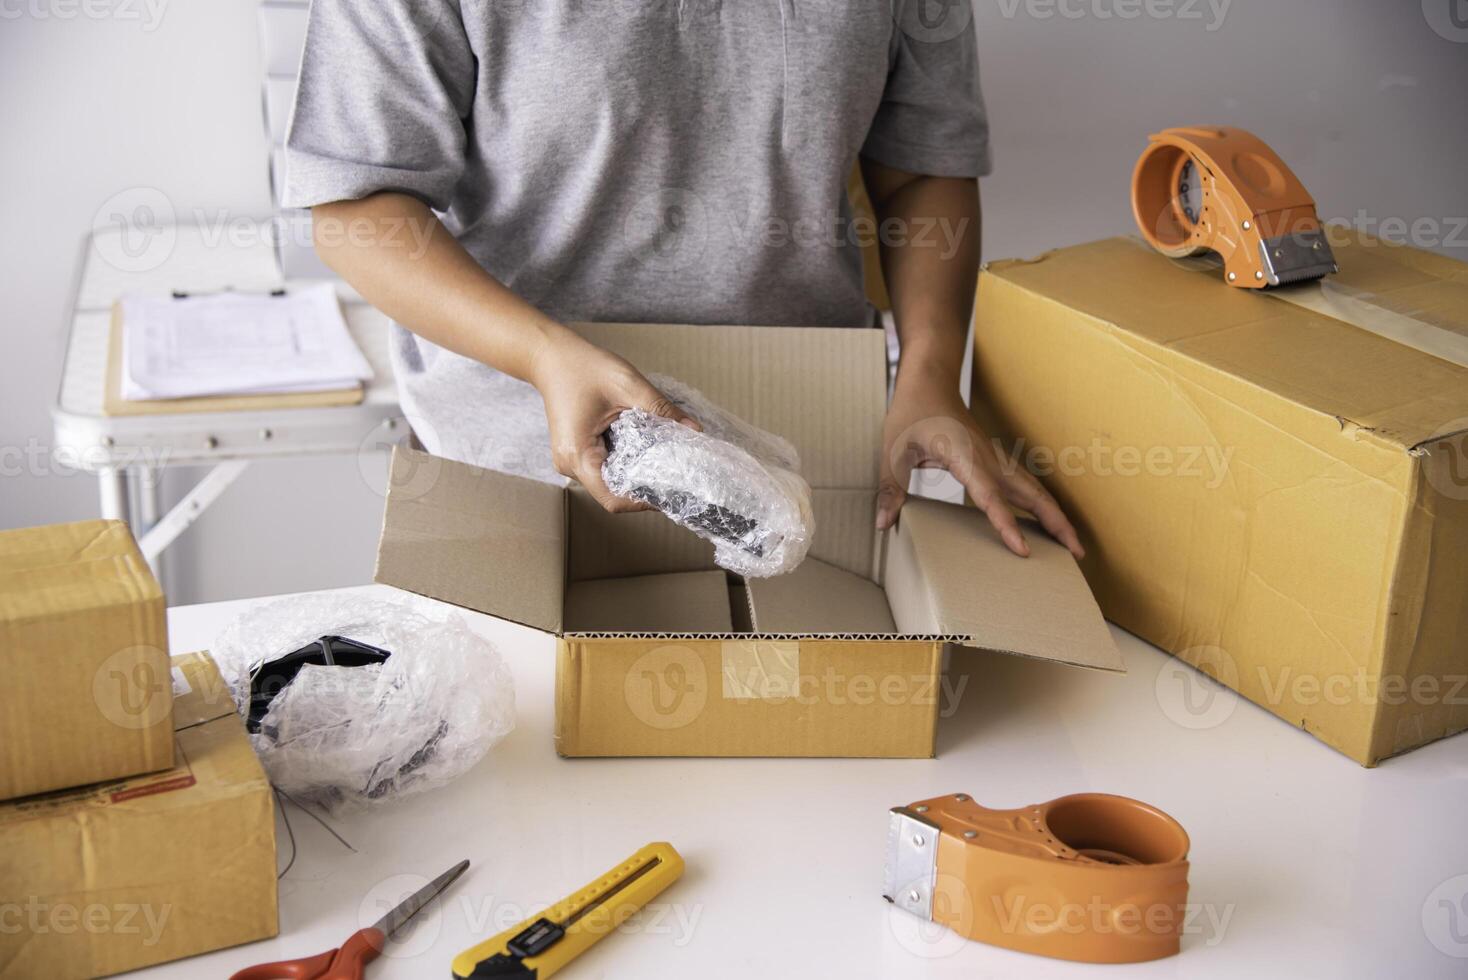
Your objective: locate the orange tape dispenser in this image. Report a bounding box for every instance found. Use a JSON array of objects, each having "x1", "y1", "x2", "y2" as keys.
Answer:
[
  {"x1": 1131, "y1": 126, "x2": 1338, "y2": 288},
  {"x1": 883, "y1": 792, "x2": 1192, "y2": 964}
]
